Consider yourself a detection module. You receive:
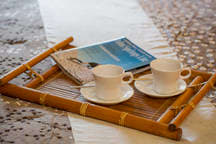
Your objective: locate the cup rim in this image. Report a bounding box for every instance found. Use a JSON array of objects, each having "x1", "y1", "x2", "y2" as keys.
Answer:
[
  {"x1": 150, "y1": 58, "x2": 182, "y2": 72},
  {"x1": 92, "y1": 64, "x2": 125, "y2": 78}
]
